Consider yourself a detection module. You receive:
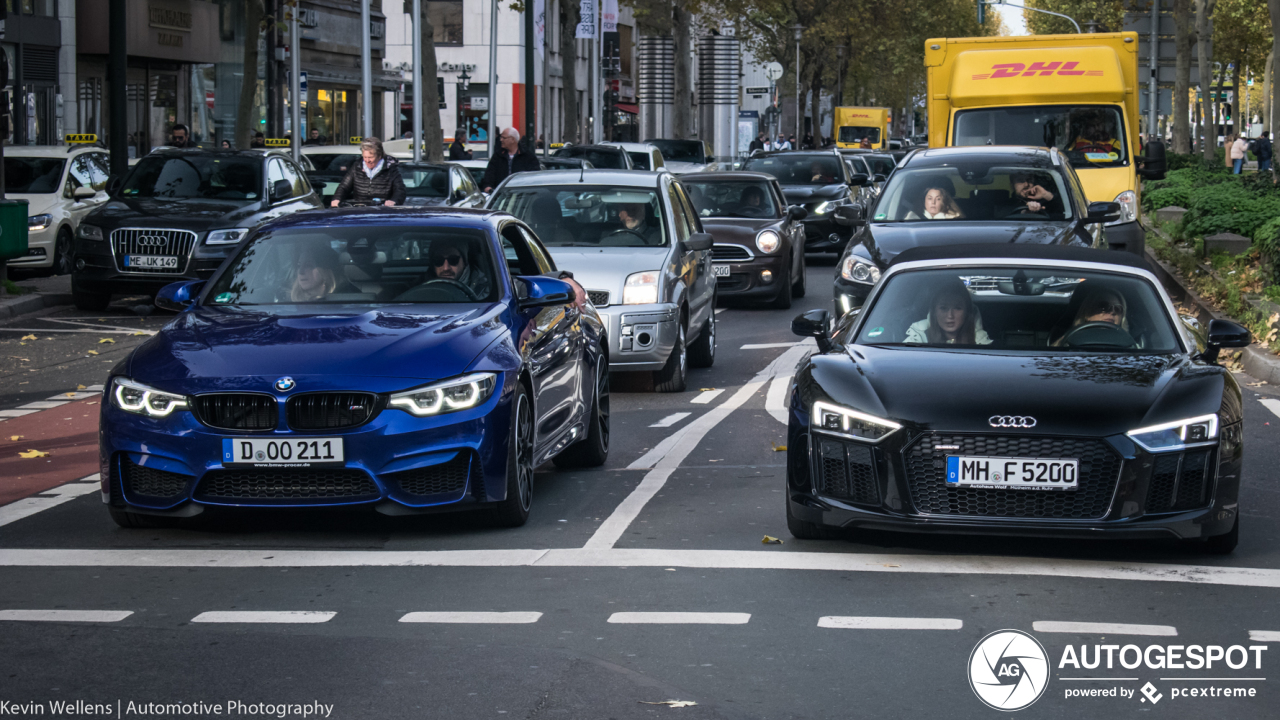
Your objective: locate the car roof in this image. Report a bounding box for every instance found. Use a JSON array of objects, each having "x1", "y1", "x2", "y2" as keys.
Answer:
[
  {"x1": 678, "y1": 171, "x2": 776, "y2": 183},
  {"x1": 750, "y1": 149, "x2": 842, "y2": 159},
  {"x1": 889, "y1": 243, "x2": 1151, "y2": 272},
  {"x1": 558, "y1": 144, "x2": 626, "y2": 153},
  {"x1": 902, "y1": 145, "x2": 1059, "y2": 170},
  {"x1": 4, "y1": 145, "x2": 106, "y2": 158},
  {"x1": 144, "y1": 148, "x2": 281, "y2": 161},
  {"x1": 302, "y1": 145, "x2": 364, "y2": 153},
  {"x1": 501, "y1": 168, "x2": 665, "y2": 188},
  {"x1": 262, "y1": 206, "x2": 509, "y2": 233},
  {"x1": 605, "y1": 142, "x2": 658, "y2": 152}
]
